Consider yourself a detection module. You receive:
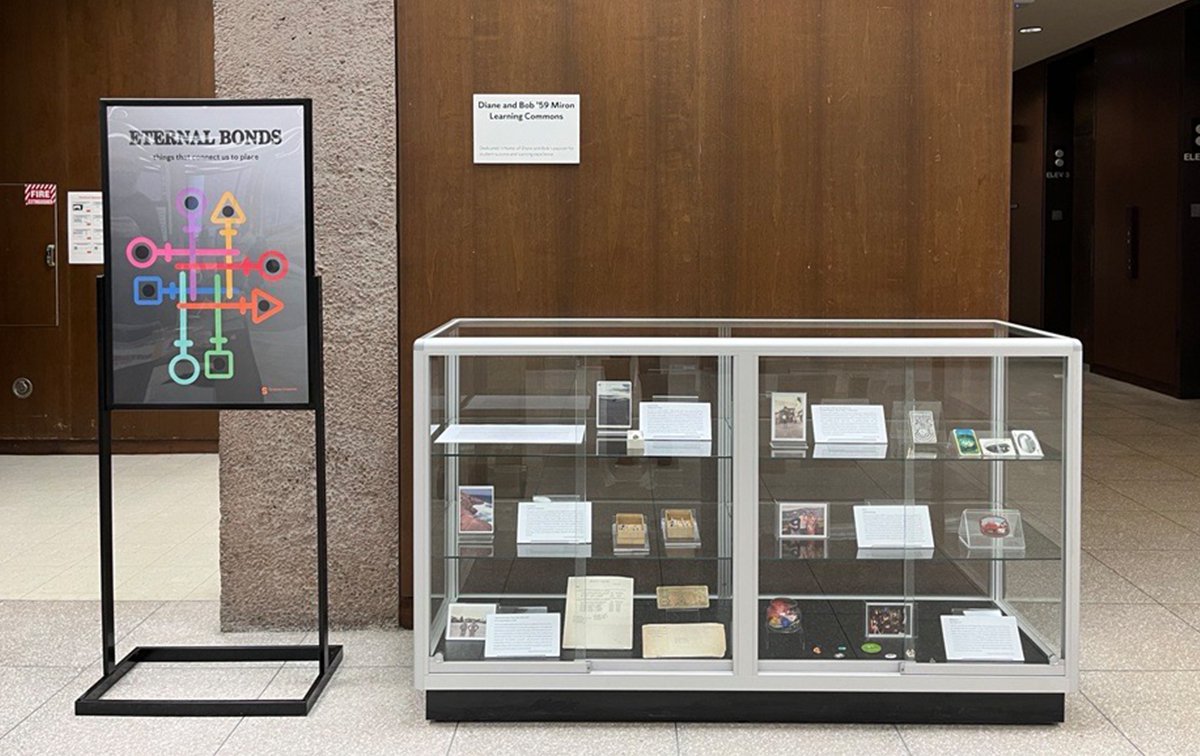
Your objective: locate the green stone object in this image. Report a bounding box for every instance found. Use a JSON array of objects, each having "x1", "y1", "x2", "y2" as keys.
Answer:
[{"x1": 861, "y1": 642, "x2": 882, "y2": 654}]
